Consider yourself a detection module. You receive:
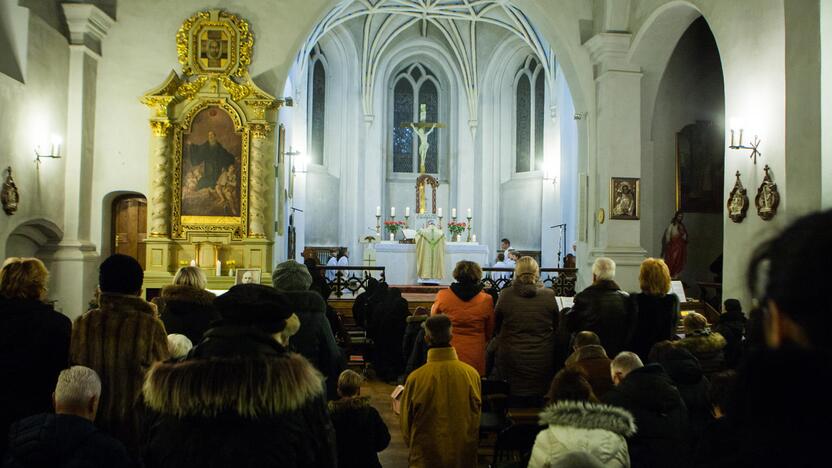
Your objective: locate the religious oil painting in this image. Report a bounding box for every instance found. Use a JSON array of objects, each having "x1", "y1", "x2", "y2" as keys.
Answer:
[
  {"x1": 610, "y1": 177, "x2": 640, "y2": 220},
  {"x1": 235, "y1": 268, "x2": 261, "y2": 285},
  {"x1": 676, "y1": 121, "x2": 724, "y2": 213},
  {"x1": 182, "y1": 106, "x2": 242, "y2": 217},
  {"x1": 197, "y1": 28, "x2": 231, "y2": 72}
]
